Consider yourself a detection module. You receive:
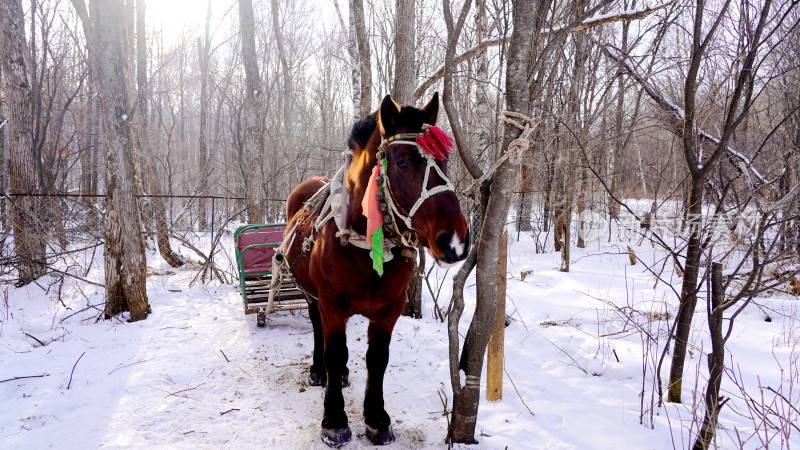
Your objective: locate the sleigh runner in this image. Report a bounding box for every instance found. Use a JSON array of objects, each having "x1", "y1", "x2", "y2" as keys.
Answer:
[{"x1": 234, "y1": 223, "x2": 307, "y2": 326}]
